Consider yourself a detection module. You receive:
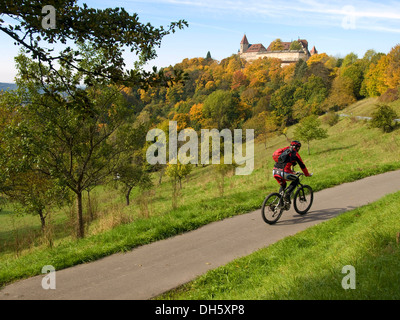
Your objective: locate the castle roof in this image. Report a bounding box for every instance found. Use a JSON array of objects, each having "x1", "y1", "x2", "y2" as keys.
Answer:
[
  {"x1": 246, "y1": 43, "x2": 267, "y2": 53},
  {"x1": 310, "y1": 46, "x2": 318, "y2": 55},
  {"x1": 240, "y1": 35, "x2": 249, "y2": 45}
]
